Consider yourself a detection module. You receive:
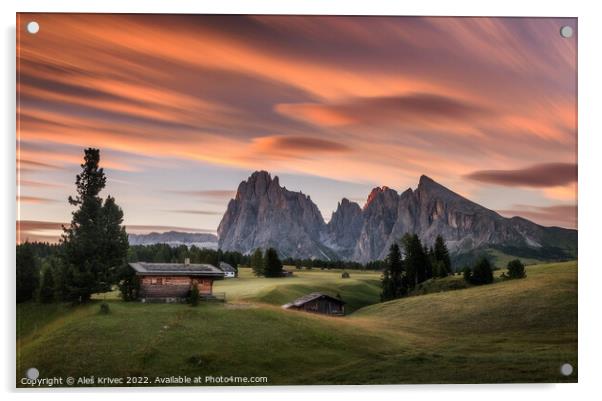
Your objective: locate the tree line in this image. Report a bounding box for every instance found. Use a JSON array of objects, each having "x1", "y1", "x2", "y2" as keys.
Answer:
[
  {"x1": 128, "y1": 244, "x2": 245, "y2": 269},
  {"x1": 379, "y1": 232, "x2": 529, "y2": 302},
  {"x1": 380, "y1": 234, "x2": 452, "y2": 301},
  {"x1": 280, "y1": 257, "x2": 384, "y2": 271}
]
